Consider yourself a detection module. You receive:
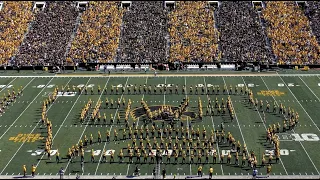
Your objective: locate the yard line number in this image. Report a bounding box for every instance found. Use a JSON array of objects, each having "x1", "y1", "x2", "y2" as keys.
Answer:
[{"x1": 278, "y1": 133, "x2": 319, "y2": 142}]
